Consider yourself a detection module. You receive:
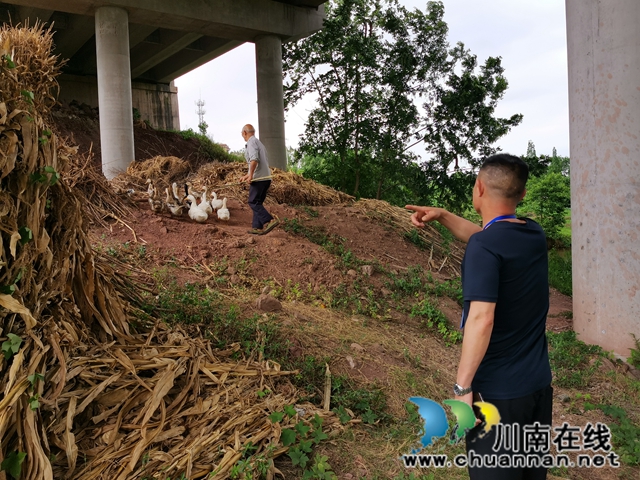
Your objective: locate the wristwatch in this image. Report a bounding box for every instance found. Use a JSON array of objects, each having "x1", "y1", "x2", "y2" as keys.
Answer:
[{"x1": 453, "y1": 383, "x2": 472, "y2": 396}]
